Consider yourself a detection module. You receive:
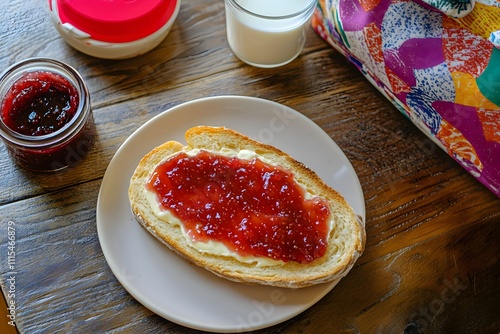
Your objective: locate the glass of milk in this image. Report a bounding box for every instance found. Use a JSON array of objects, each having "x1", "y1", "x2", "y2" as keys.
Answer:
[{"x1": 224, "y1": 0, "x2": 317, "y2": 68}]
